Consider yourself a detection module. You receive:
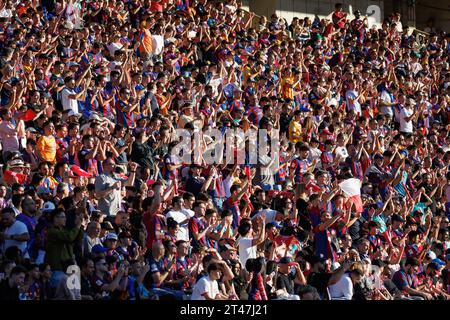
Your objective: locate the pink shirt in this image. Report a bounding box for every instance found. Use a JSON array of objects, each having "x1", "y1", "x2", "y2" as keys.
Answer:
[{"x1": 0, "y1": 121, "x2": 19, "y2": 153}]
